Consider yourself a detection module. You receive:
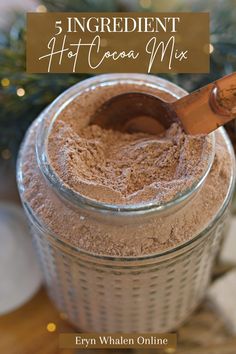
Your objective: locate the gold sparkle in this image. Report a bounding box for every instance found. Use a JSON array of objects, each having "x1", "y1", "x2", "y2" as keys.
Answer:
[
  {"x1": 204, "y1": 43, "x2": 214, "y2": 54},
  {"x1": 1, "y1": 149, "x2": 11, "y2": 160},
  {"x1": 209, "y1": 43, "x2": 214, "y2": 54},
  {"x1": 46, "y1": 322, "x2": 56, "y2": 332},
  {"x1": 16, "y1": 88, "x2": 25, "y2": 97},
  {"x1": 1, "y1": 78, "x2": 10, "y2": 87},
  {"x1": 36, "y1": 5, "x2": 47, "y2": 13},
  {"x1": 139, "y1": 0, "x2": 152, "y2": 9}
]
